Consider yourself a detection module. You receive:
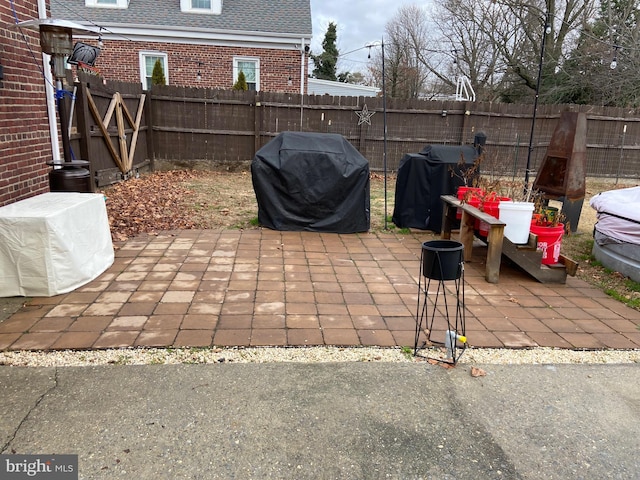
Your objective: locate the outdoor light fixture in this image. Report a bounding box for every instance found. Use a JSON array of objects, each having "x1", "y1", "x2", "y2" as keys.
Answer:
[
  {"x1": 196, "y1": 62, "x2": 203, "y2": 81},
  {"x1": 18, "y1": 18, "x2": 98, "y2": 163},
  {"x1": 18, "y1": 18, "x2": 98, "y2": 79},
  {"x1": 610, "y1": 44, "x2": 620, "y2": 70},
  {"x1": 39, "y1": 24, "x2": 74, "y2": 79}
]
